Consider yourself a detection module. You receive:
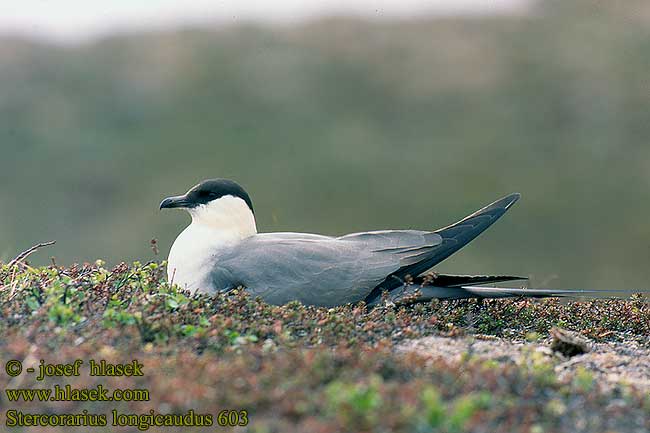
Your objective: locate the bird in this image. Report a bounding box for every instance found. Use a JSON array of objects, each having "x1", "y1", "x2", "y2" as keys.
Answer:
[{"x1": 159, "y1": 178, "x2": 599, "y2": 306}]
